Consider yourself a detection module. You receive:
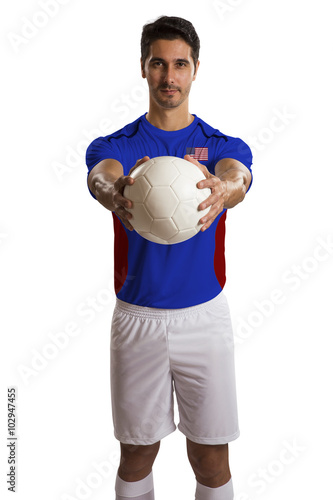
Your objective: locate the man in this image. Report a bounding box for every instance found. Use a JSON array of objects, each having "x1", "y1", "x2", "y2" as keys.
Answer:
[{"x1": 86, "y1": 16, "x2": 252, "y2": 500}]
